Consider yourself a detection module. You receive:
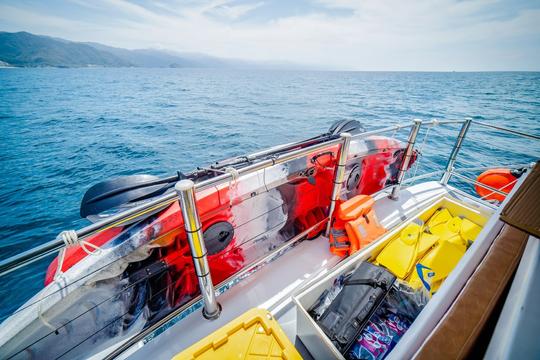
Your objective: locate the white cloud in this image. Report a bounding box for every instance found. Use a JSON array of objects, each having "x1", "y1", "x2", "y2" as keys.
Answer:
[
  {"x1": 209, "y1": 1, "x2": 264, "y2": 20},
  {"x1": 0, "y1": 0, "x2": 538, "y2": 70}
]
